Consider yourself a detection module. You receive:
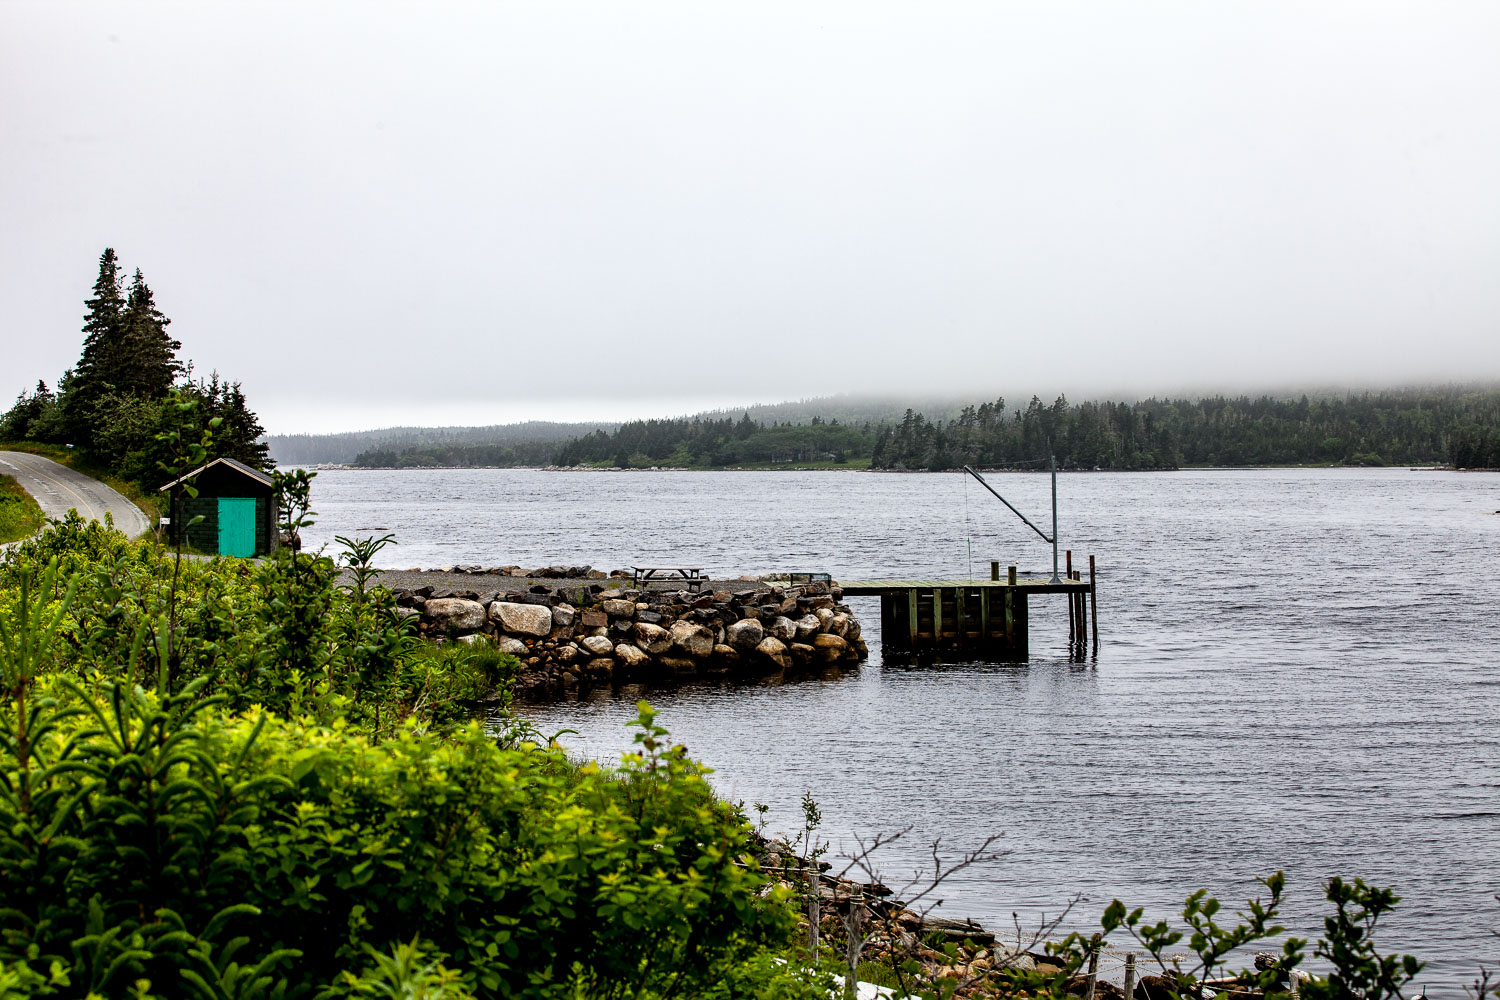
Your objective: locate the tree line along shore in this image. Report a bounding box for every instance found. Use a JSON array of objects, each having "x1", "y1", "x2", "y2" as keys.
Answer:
[
  {"x1": 7, "y1": 250, "x2": 1499, "y2": 482},
  {"x1": 342, "y1": 389, "x2": 1500, "y2": 472}
]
